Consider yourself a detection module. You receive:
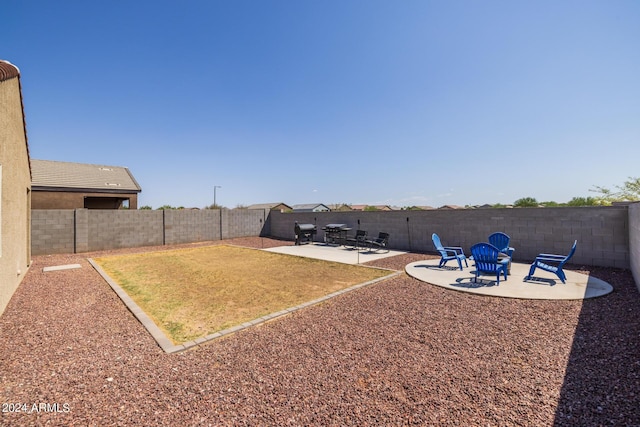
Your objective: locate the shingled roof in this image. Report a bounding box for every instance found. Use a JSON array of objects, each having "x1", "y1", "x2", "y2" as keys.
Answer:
[{"x1": 31, "y1": 159, "x2": 141, "y2": 193}]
